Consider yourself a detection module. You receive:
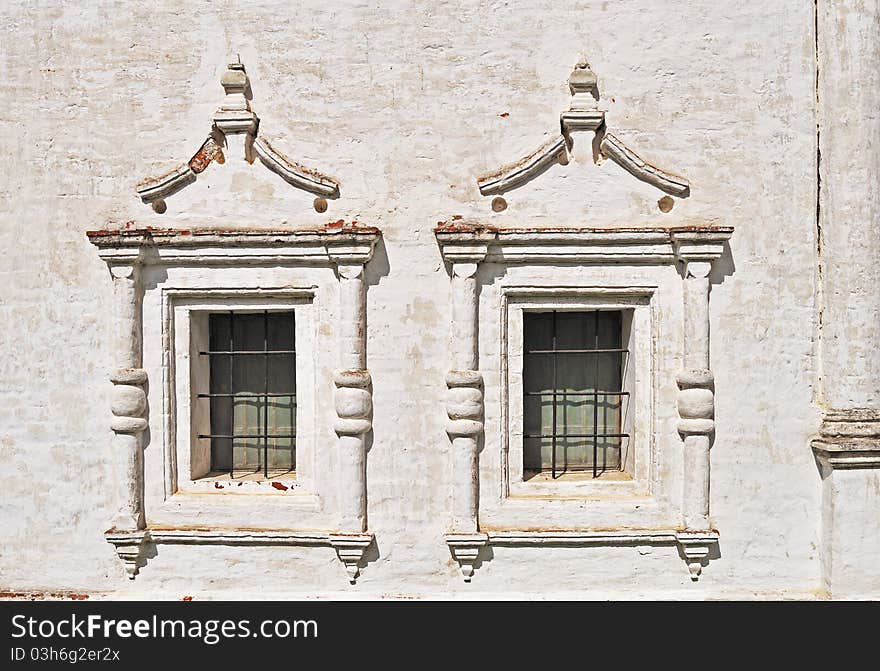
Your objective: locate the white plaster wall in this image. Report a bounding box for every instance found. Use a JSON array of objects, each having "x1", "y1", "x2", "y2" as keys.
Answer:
[{"x1": 0, "y1": 1, "x2": 825, "y2": 597}]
